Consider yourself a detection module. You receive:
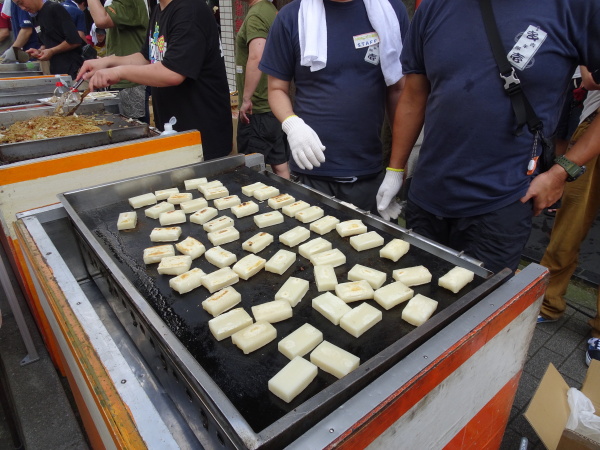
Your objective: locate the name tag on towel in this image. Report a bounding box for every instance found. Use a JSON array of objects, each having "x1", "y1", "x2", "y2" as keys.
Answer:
[{"x1": 507, "y1": 25, "x2": 547, "y2": 71}]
